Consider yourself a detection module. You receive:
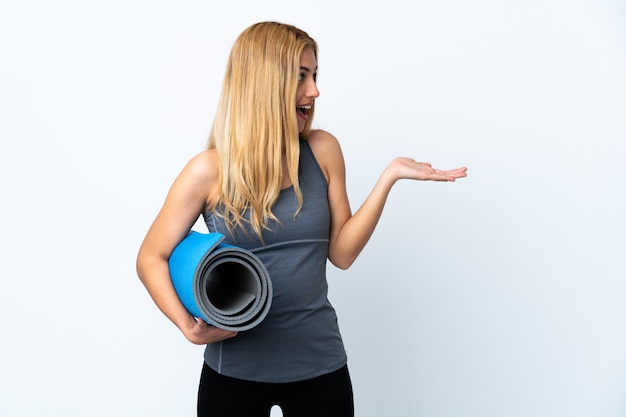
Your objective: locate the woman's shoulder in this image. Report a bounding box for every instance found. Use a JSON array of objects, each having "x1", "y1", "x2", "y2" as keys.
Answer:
[
  {"x1": 306, "y1": 128, "x2": 339, "y2": 146},
  {"x1": 305, "y1": 129, "x2": 345, "y2": 180},
  {"x1": 173, "y1": 149, "x2": 220, "y2": 206},
  {"x1": 306, "y1": 129, "x2": 342, "y2": 159},
  {"x1": 182, "y1": 149, "x2": 220, "y2": 181}
]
